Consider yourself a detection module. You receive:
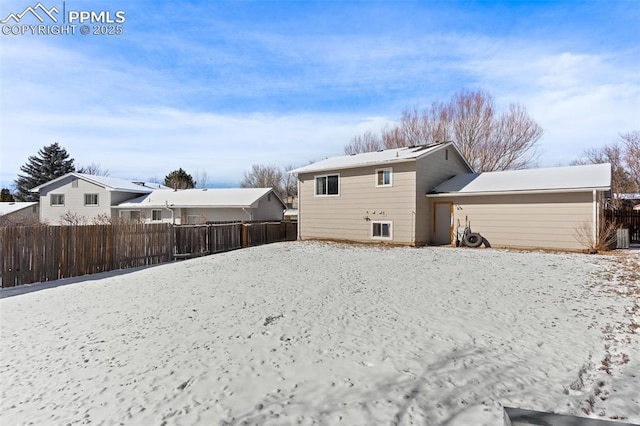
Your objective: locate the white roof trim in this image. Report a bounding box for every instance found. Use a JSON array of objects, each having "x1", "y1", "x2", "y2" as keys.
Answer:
[
  {"x1": 427, "y1": 187, "x2": 610, "y2": 198},
  {"x1": 289, "y1": 142, "x2": 471, "y2": 174},
  {"x1": 0, "y1": 202, "x2": 38, "y2": 215},
  {"x1": 115, "y1": 188, "x2": 285, "y2": 209},
  {"x1": 430, "y1": 163, "x2": 611, "y2": 195},
  {"x1": 30, "y1": 172, "x2": 167, "y2": 193}
]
